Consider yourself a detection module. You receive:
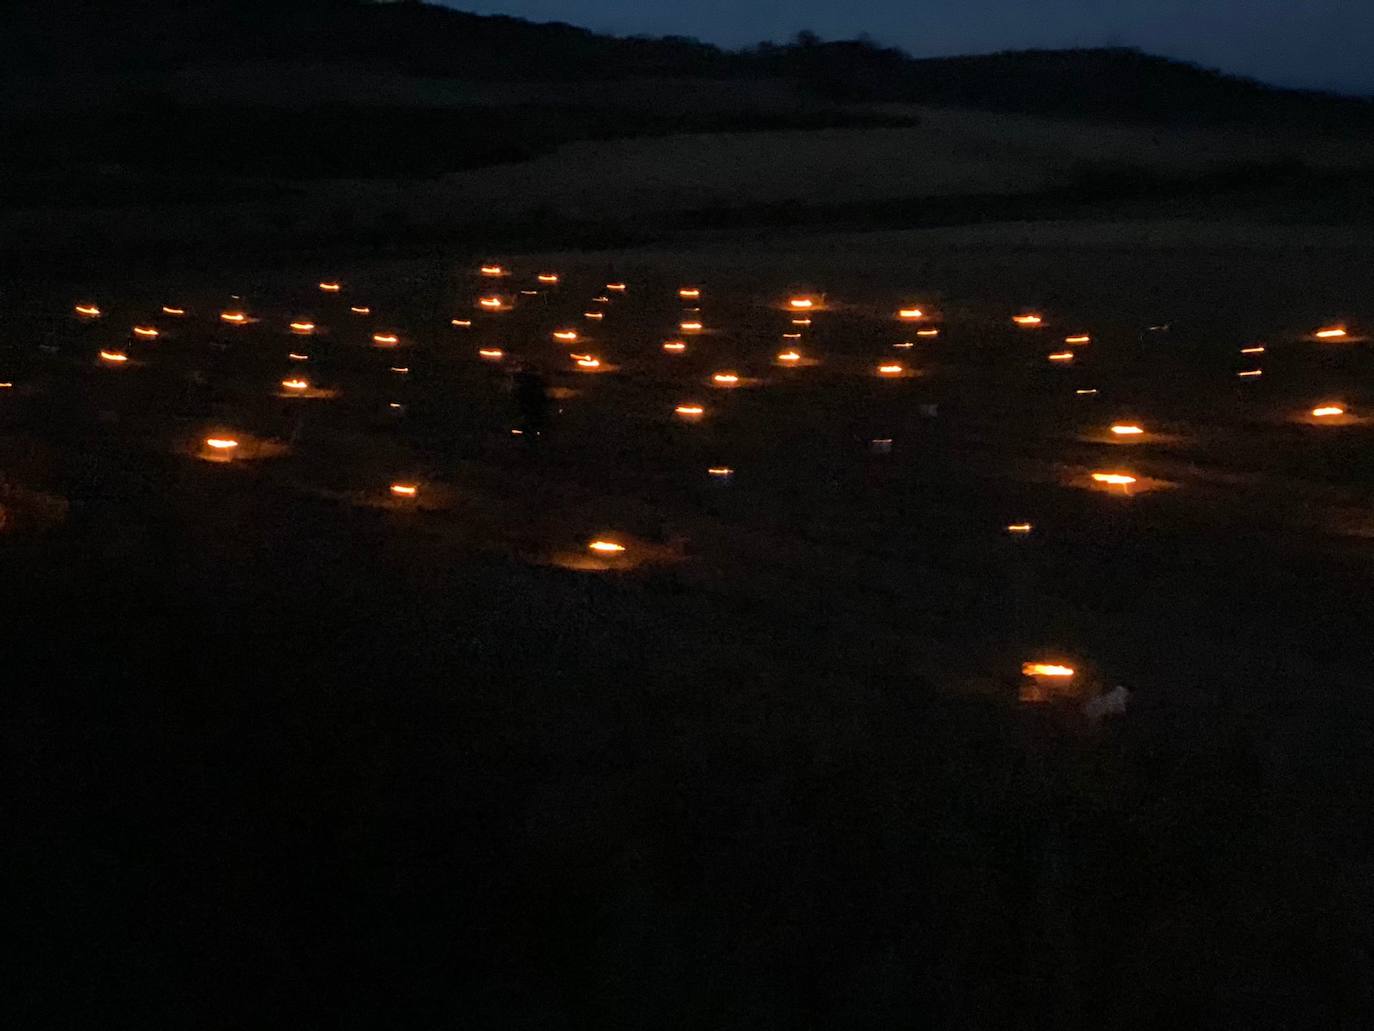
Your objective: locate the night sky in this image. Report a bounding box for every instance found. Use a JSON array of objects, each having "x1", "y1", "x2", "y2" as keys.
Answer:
[{"x1": 449, "y1": 1, "x2": 1373, "y2": 95}]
